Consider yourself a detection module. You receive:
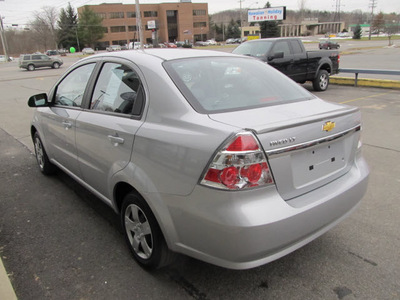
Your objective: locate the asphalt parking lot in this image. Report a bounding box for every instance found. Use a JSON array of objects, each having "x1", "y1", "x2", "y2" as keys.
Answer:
[{"x1": 0, "y1": 56, "x2": 399, "y2": 299}]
